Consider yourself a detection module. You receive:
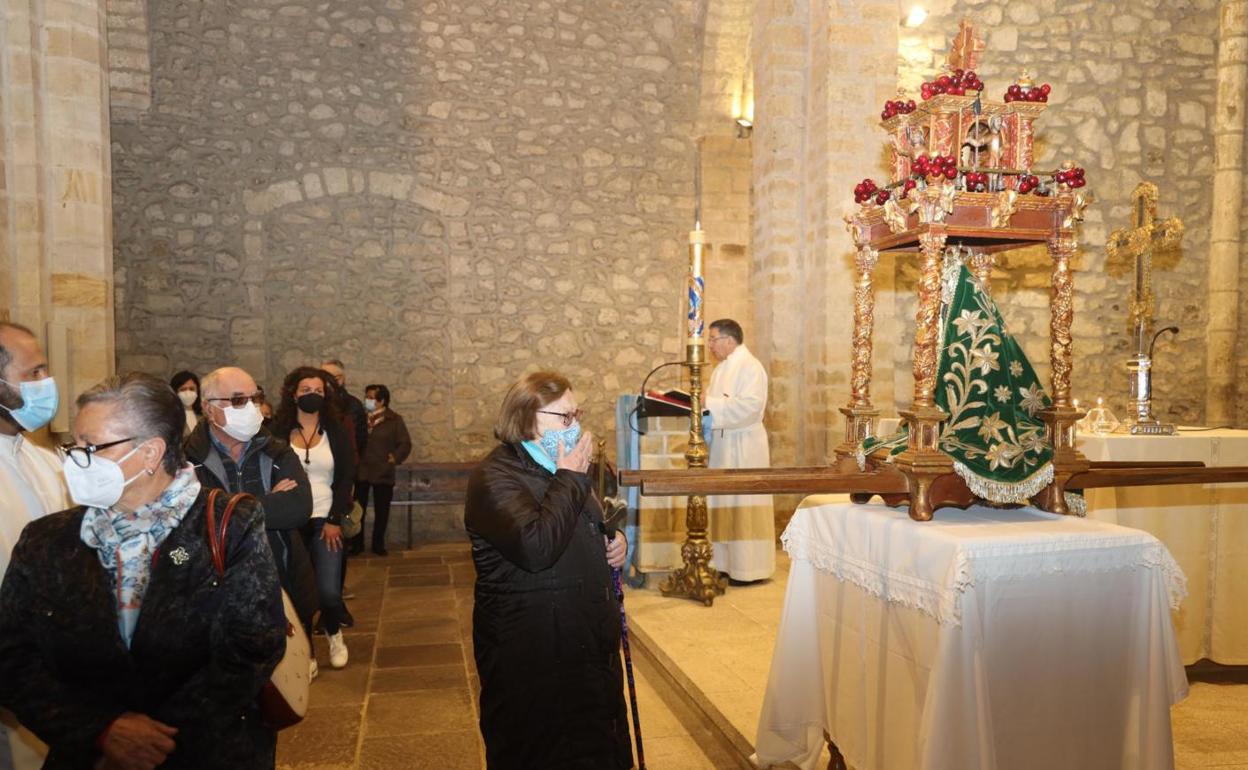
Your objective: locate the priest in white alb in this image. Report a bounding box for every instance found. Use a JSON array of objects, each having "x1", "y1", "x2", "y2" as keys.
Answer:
[
  {"x1": 0, "y1": 322, "x2": 65, "y2": 770},
  {"x1": 704, "y1": 319, "x2": 775, "y2": 581}
]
